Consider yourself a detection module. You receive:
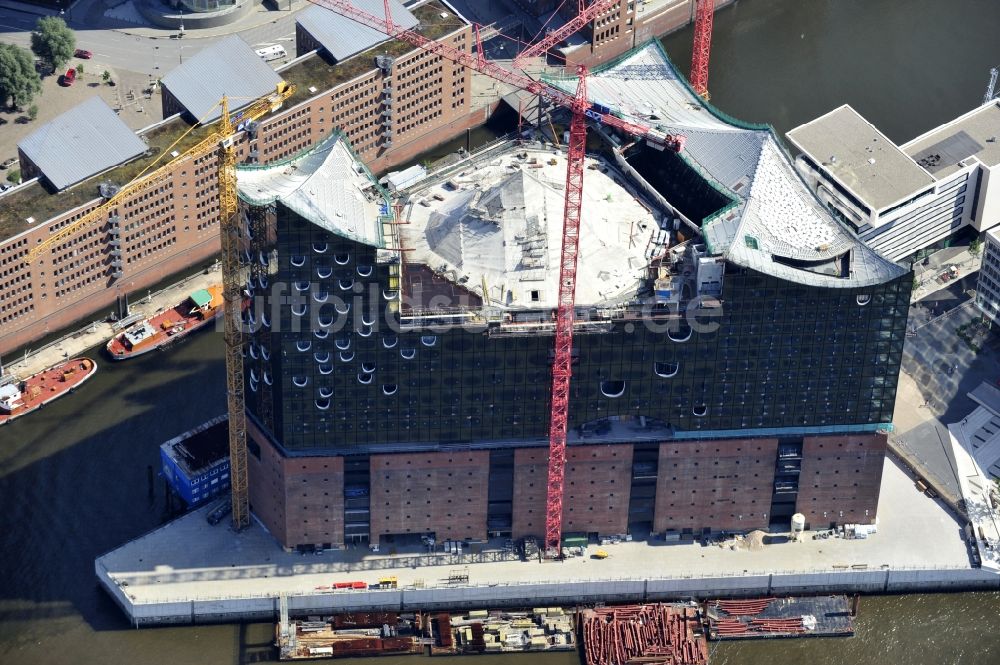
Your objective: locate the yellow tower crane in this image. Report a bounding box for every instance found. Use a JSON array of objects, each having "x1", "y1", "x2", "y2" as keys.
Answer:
[{"x1": 25, "y1": 82, "x2": 296, "y2": 530}]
